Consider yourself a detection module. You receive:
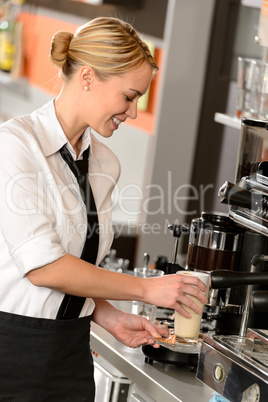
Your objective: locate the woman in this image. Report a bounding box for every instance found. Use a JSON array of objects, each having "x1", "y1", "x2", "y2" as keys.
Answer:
[{"x1": 0, "y1": 17, "x2": 207, "y2": 401}]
